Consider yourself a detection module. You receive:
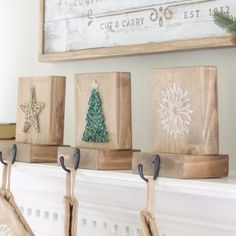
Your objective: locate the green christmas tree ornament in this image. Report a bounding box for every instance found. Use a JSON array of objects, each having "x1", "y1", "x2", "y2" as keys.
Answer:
[{"x1": 82, "y1": 81, "x2": 109, "y2": 142}]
